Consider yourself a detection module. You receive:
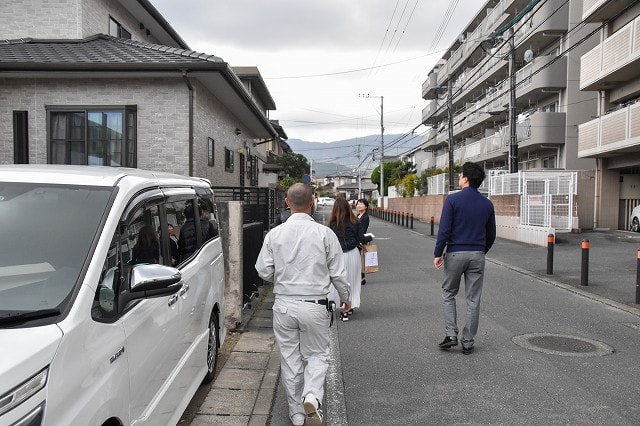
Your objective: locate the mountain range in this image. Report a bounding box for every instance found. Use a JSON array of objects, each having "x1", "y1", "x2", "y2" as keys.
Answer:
[{"x1": 286, "y1": 134, "x2": 422, "y2": 178}]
